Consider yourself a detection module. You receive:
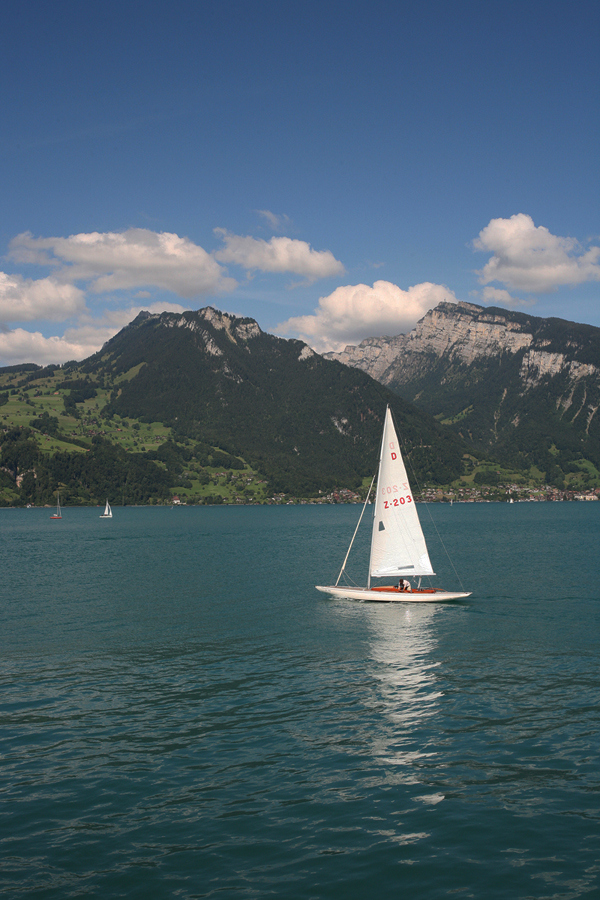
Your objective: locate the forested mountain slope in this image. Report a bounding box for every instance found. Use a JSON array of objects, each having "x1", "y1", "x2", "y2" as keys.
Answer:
[
  {"x1": 90, "y1": 308, "x2": 467, "y2": 492},
  {"x1": 0, "y1": 307, "x2": 469, "y2": 505}
]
